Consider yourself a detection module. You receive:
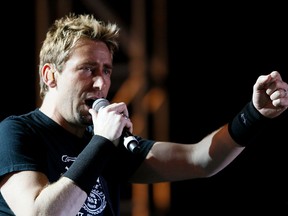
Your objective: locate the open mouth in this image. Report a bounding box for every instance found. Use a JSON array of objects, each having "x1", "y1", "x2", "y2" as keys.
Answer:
[{"x1": 85, "y1": 99, "x2": 96, "y2": 108}]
